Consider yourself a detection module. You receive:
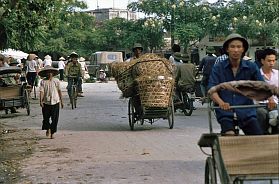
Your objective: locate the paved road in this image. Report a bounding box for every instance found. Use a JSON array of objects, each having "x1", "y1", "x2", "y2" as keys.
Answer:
[{"x1": 3, "y1": 81, "x2": 221, "y2": 184}]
